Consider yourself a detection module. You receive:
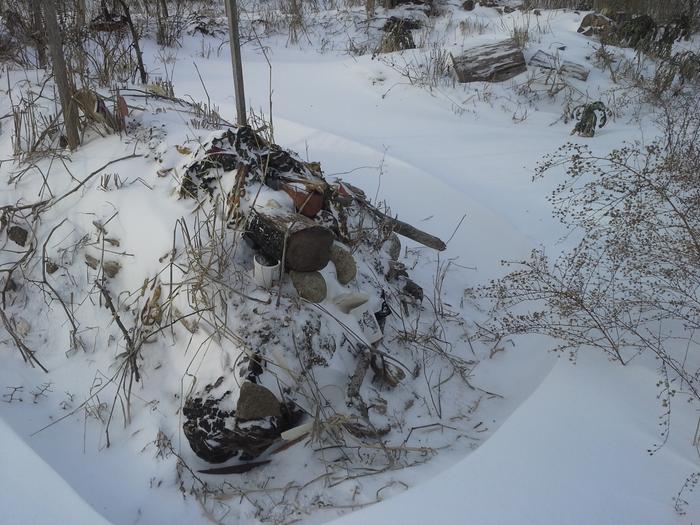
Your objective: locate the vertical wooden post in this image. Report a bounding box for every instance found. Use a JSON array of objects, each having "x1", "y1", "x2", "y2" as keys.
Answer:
[
  {"x1": 43, "y1": 0, "x2": 80, "y2": 150},
  {"x1": 225, "y1": 0, "x2": 247, "y2": 126},
  {"x1": 155, "y1": 0, "x2": 169, "y2": 45},
  {"x1": 366, "y1": 0, "x2": 375, "y2": 20},
  {"x1": 159, "y1": 0, "x2": 169, "y2": 18},
  {"x1": 75, "y1": 0, "x2": 86, "y2": 29}
]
